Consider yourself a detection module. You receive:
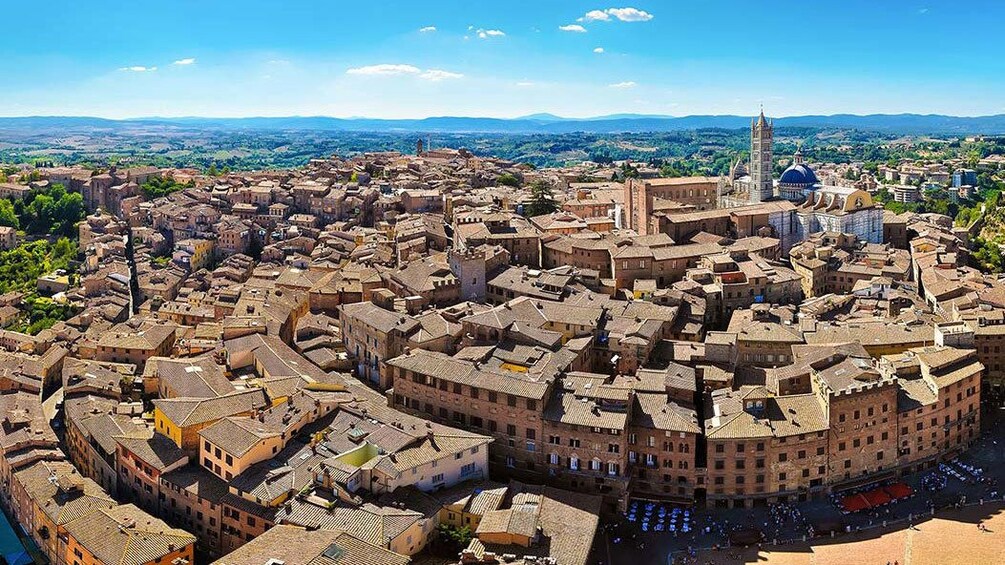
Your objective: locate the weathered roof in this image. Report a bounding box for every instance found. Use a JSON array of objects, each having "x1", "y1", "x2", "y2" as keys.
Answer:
[
  {"x1": 209, "y1": 525, "x2": 410, "y2": 565},
  {"x1": 154, "y1": 388, "x2": 268, "y2": 428},
  {"x1": 114, "y1": 430, "x2": 188, "y2": 471},
  {"x1": 63, "y1": 504, "x2": 196, "y2": 565}
]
